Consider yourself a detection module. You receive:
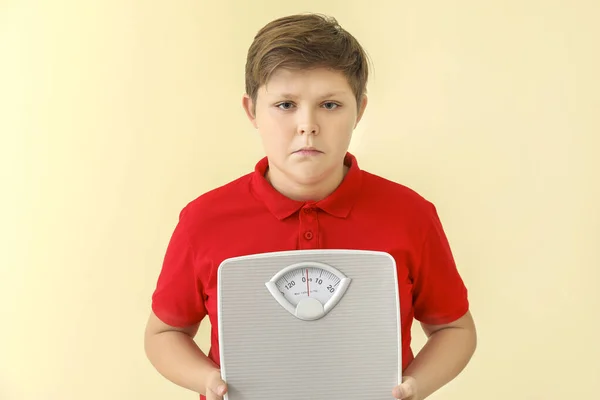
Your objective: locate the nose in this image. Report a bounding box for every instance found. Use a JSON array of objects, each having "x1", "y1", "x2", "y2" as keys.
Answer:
[
  {"x1": 296, "y1": 109, "x2": 319, "y2": 136},
  {"x1": 297, "y1": 123, "x2": 319, "y2": 136}
]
